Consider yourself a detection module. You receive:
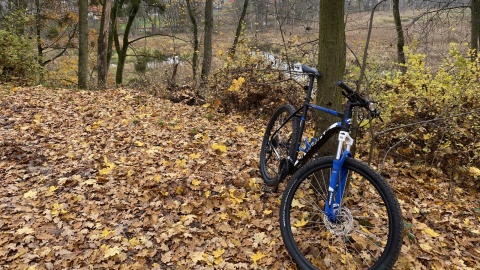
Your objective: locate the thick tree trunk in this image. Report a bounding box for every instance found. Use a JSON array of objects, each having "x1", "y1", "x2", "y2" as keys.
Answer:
[
  {"x1": 98, "y1": 0, "x2": 112, "y2": 89},
  {"x1": 472, "y1": 0, "x2": 480, "y2": 54},
  {"x1": 392, "y1": 0, "x2": 406, "y2": 72},
  {"x1": 186, "y1": 0, "x2": 199, "y2": 81},
  {"x1": 78, "y1": 0, "x2": 89, "y2": 89},
  {"x1": 315, "y1": 1, "x2": 346, "y2": 155},
  {"x1": 201, "y1": 0, "x2": 214, "y2": 82},
  {"x1": 230, "y1": 0, "x2": 249, "y2": 57}
]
